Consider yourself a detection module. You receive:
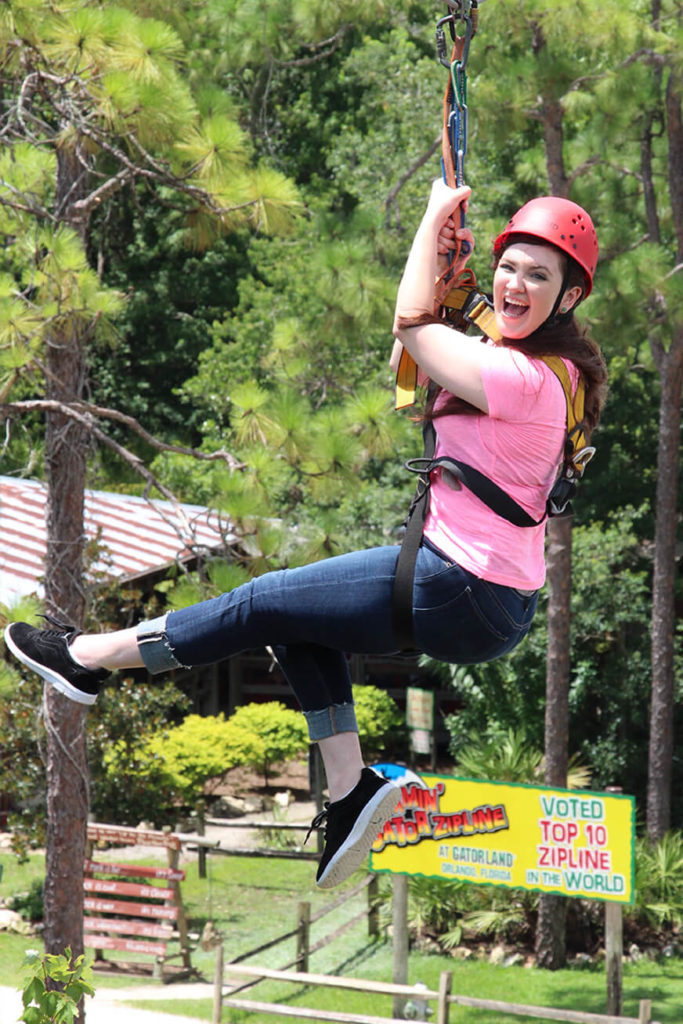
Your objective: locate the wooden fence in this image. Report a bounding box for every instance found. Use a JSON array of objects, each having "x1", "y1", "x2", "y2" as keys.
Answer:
[
  {"x1": 220, "y1": 963, "x2": 659, "y2": 1024},
  {"x1": 212, "y1": 873, "x2": 380, "y2": 1023},
  {"x1": 212, "y1": 880, "x2": 659, "y2": 1024}
]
